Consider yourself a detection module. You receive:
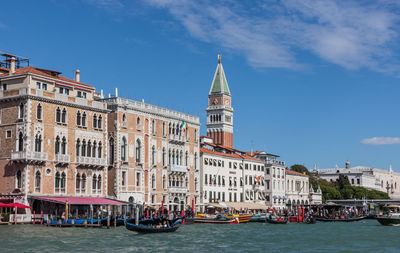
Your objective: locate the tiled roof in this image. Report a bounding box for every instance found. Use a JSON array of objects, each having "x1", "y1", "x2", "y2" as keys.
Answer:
[
  {"x1": 0, "y1": 66, "x2": 94, "y2": 89},
  {"x1": 285, "y1": 169, "x2": 308, "y2": 177},
  {"x1": 200, "y1": 147, "x2": 263, "y2": 162}
]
